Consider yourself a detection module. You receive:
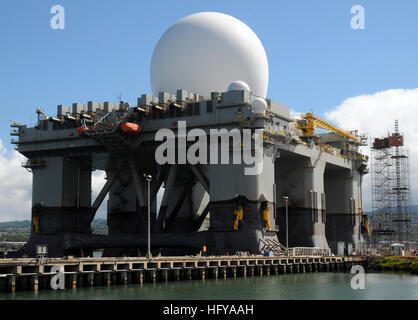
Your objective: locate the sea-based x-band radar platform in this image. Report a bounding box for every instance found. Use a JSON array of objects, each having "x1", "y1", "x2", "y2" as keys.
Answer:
[{"x1": 9, "y1": 12, "x2": 369, "y2": 257}]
